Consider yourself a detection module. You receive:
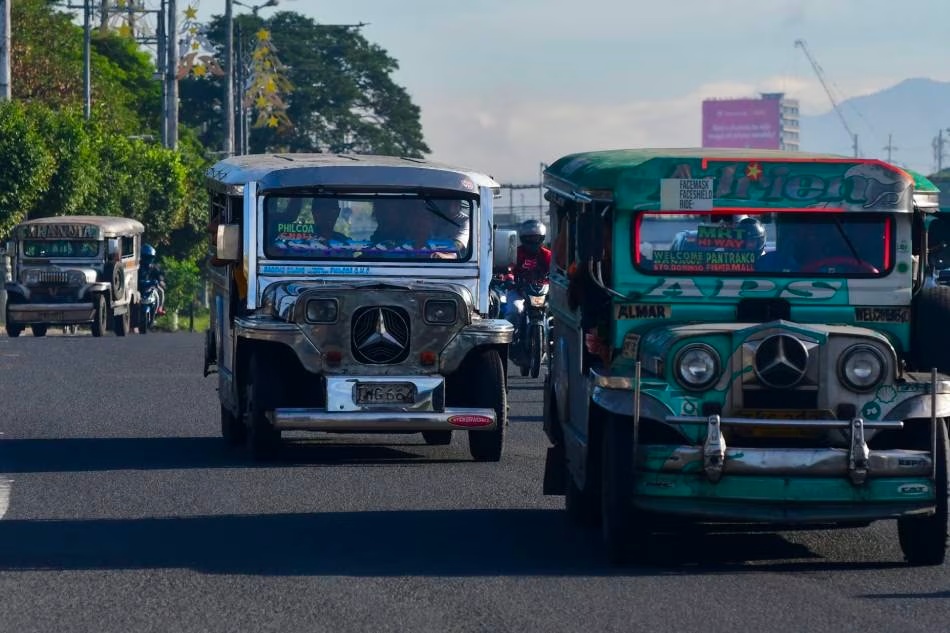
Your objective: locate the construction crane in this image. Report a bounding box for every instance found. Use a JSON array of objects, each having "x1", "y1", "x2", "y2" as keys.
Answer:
[{"x1": 794, "y1": 38, "x2": 859, "y2": 157}]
